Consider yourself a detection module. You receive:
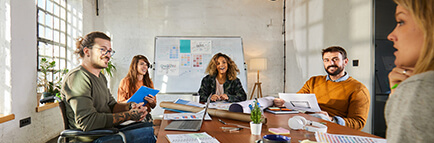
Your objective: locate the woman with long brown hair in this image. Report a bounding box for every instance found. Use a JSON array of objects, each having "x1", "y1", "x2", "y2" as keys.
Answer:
[{"x1": 118, "y1": 55, "x2": 156, "y2": 123}]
